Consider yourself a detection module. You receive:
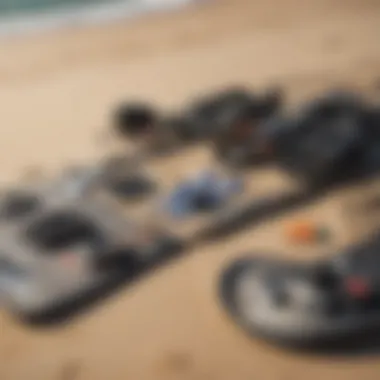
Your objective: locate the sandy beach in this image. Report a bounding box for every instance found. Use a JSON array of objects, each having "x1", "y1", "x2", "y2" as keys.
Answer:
[{"x1": 0, "y1": 0, "x2": 380, "y2": 379}]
